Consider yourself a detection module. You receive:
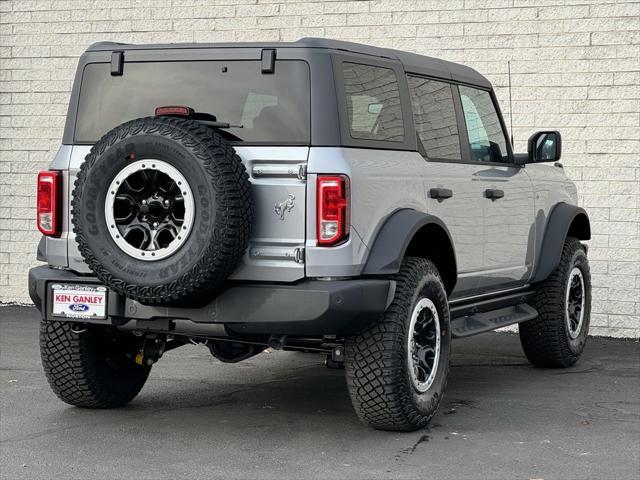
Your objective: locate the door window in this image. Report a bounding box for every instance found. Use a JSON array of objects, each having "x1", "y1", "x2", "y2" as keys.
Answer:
[
  {"x1": 342, "y1": 62, "x2": 405, "y2": 142},
  {"x1": 459, "y1": 86, "x2": 509, "y2": 163},
  {"x1": 407, "y1": 76, "x2": 461, "y2": 160}
]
